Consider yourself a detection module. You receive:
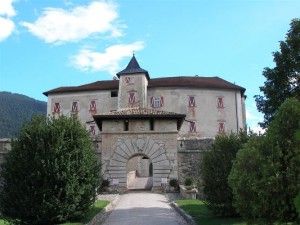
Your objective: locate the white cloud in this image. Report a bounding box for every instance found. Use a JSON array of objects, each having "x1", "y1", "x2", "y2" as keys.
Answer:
[
  {"x1": 246, "y1": 107, "x2": 265, "y2": 134},
  {"x1": 20, "y1": 1, "x2": 122, "y2": 44},
  {"x1": 0, "y1": 0, "x2": 16, "y2": 42},
  {"x1": 71, "y1": 41, "x2": 145, "y2": 75},
  {"x1": 0, "y1": 0, "x2": 16, "y2": 17}
]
